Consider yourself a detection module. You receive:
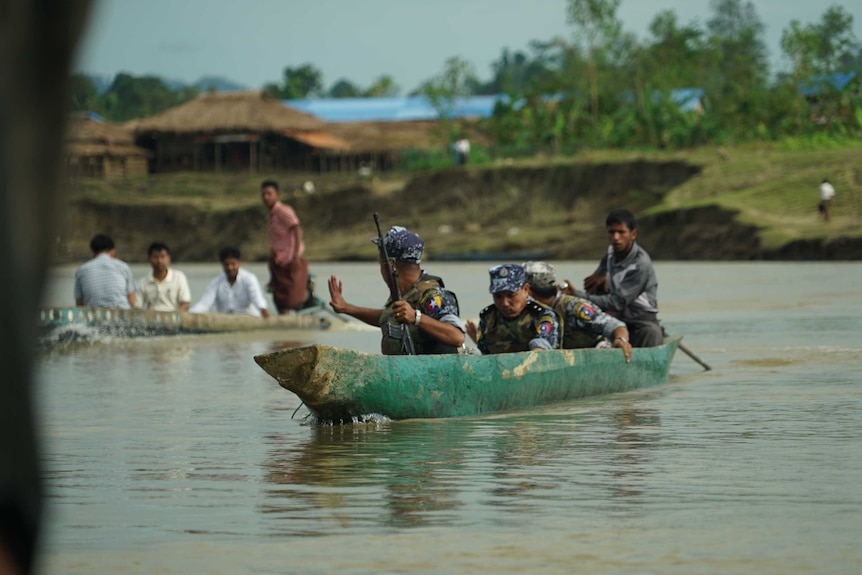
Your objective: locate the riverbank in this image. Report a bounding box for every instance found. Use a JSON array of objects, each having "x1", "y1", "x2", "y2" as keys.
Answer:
[{"x1": 56, "y1": 142, "x2": 862, "y2": 264}]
